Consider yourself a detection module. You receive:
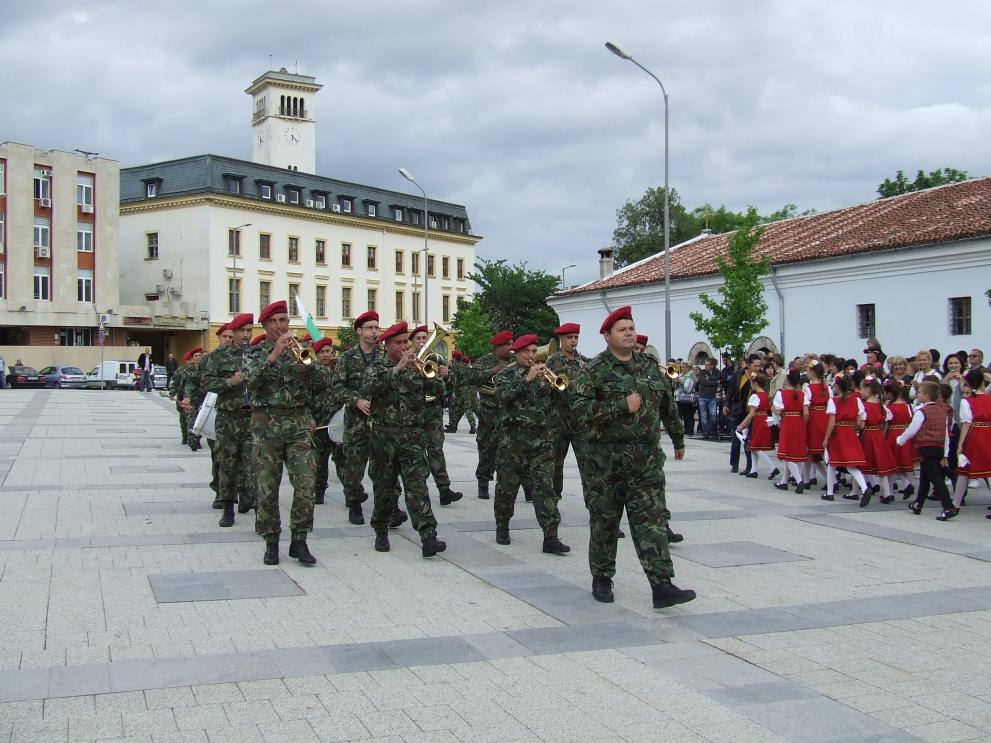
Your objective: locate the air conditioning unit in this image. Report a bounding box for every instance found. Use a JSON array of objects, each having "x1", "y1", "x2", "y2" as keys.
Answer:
[
  {"x1": 162, "y1": 268, "x2": 173, "y2": 280},
  {"x1": 276, "y1": 194, "x2": 286, "y2": 203},
  {"x1": 80, "y1": 204, "x2": 94, "y2": 214},
  {"x1": 304, "y1": 199, "x2": 314, "y2": 208},
  {"x1": 332, "y1": 204, "x2": 341, "y2": 213},
  {"x1": 39, "y1": 197, "x2": 52, "y2": 208},
  {"x1": 36, "y1": 246, "x2": 51, "y2": 258},
  {"x1": 315, "y1": 203, "x2": 326, "y2": 210}
]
